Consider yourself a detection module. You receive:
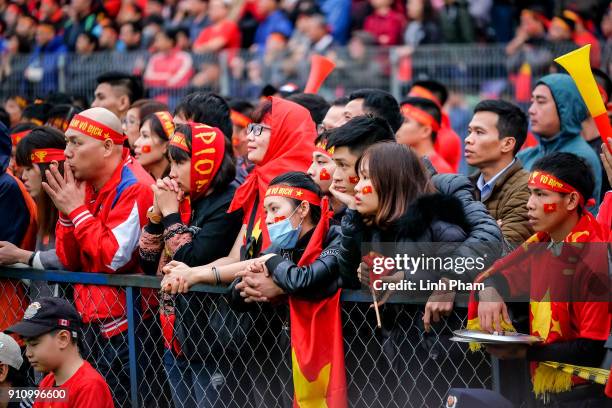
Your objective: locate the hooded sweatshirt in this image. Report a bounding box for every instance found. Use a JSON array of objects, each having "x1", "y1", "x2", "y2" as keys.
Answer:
[
  {"x1": 518, "y1": 74, "x2": 602, "y2": 205},
  {"x1": 0, "y1": 122, "x2": 30, "y2": 245}
]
